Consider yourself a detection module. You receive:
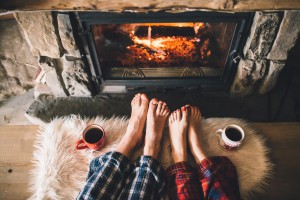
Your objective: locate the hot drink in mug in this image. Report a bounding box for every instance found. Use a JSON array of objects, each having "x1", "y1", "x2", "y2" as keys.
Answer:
[
  {"x1": 75, "y1": 124, "x2": 106, "y2": 151},
  {"x1": 215, "y1": 124, "x2": 245, "y2": 151}
]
